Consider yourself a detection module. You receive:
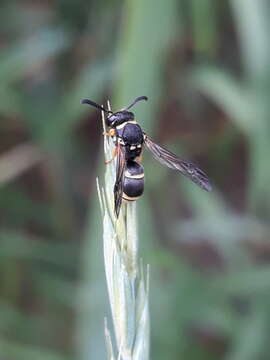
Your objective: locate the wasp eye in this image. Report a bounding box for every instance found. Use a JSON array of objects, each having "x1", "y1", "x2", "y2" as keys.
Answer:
[{"x1": 106, "y1": 114, "x2": 116, "y2": 127}]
